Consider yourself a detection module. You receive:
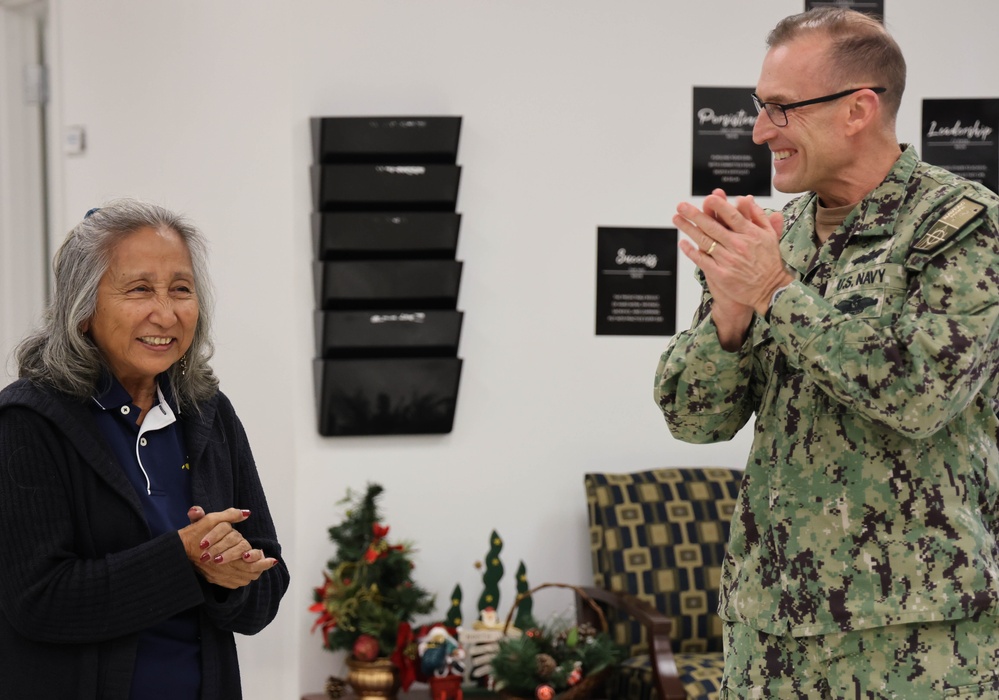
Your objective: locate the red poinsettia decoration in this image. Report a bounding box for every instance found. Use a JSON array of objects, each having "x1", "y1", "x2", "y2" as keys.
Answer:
[
  {"x1": 364, "y1": 523, "x2": 405, "y2": 564},
  {"x1": 309, "y1": 572, "x2": 337, "y2": 638},
  {"x1": 390, "y1": 622, "x2": 419, "y2": 690}
]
